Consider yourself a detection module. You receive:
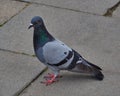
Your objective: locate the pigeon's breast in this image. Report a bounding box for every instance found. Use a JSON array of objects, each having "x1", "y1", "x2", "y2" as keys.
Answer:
[{"x1": 42, "y1": 40, "x2": 72, "y2": 65}]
